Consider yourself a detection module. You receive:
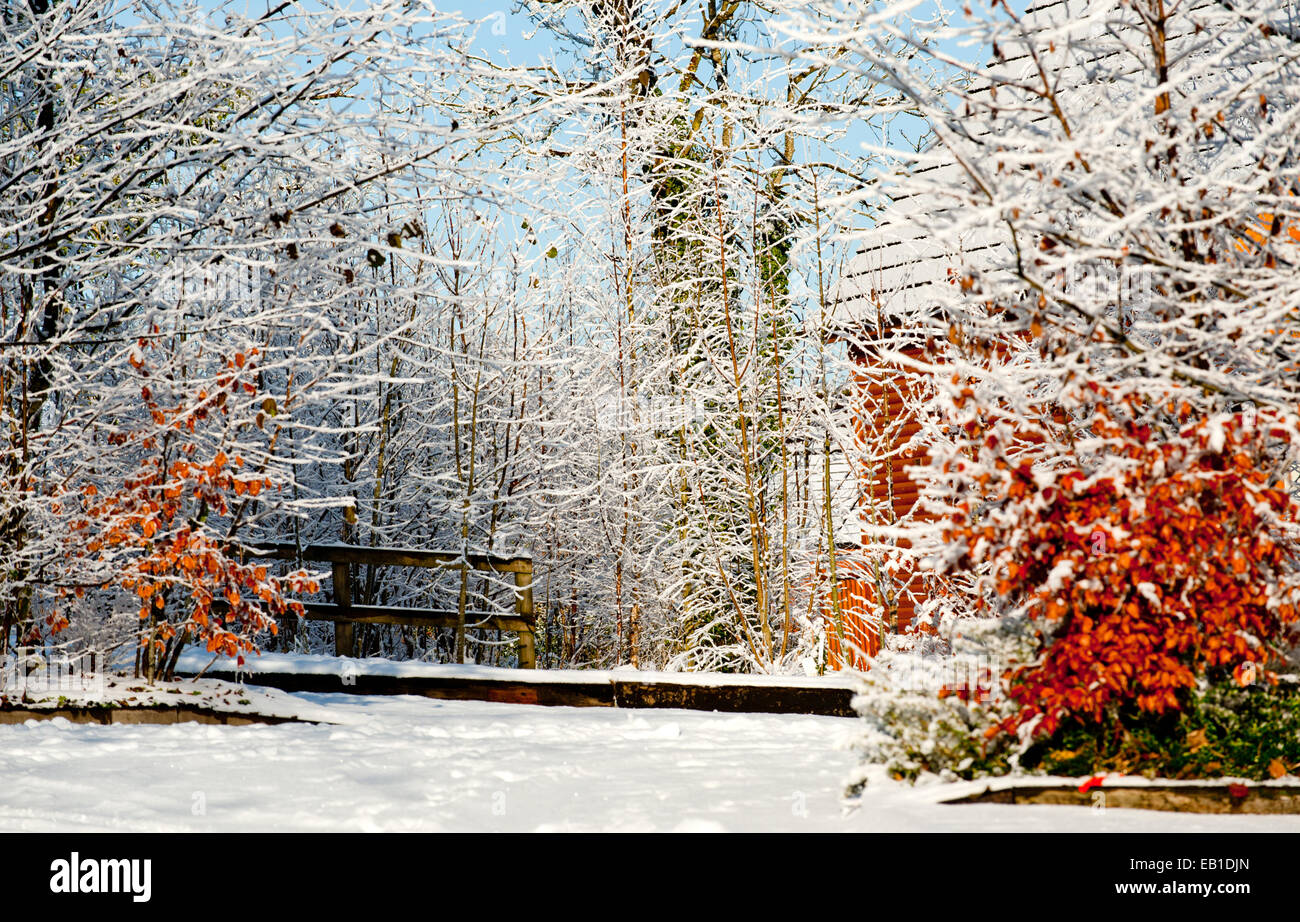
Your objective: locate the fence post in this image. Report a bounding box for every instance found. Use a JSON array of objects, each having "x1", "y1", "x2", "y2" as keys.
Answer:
[
  {"x1": 333, "y1": 560, "x2": 355, "y2": 658},
  {"x1": 514, "y1": 563, "x2": 535, "y2": 669}
]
